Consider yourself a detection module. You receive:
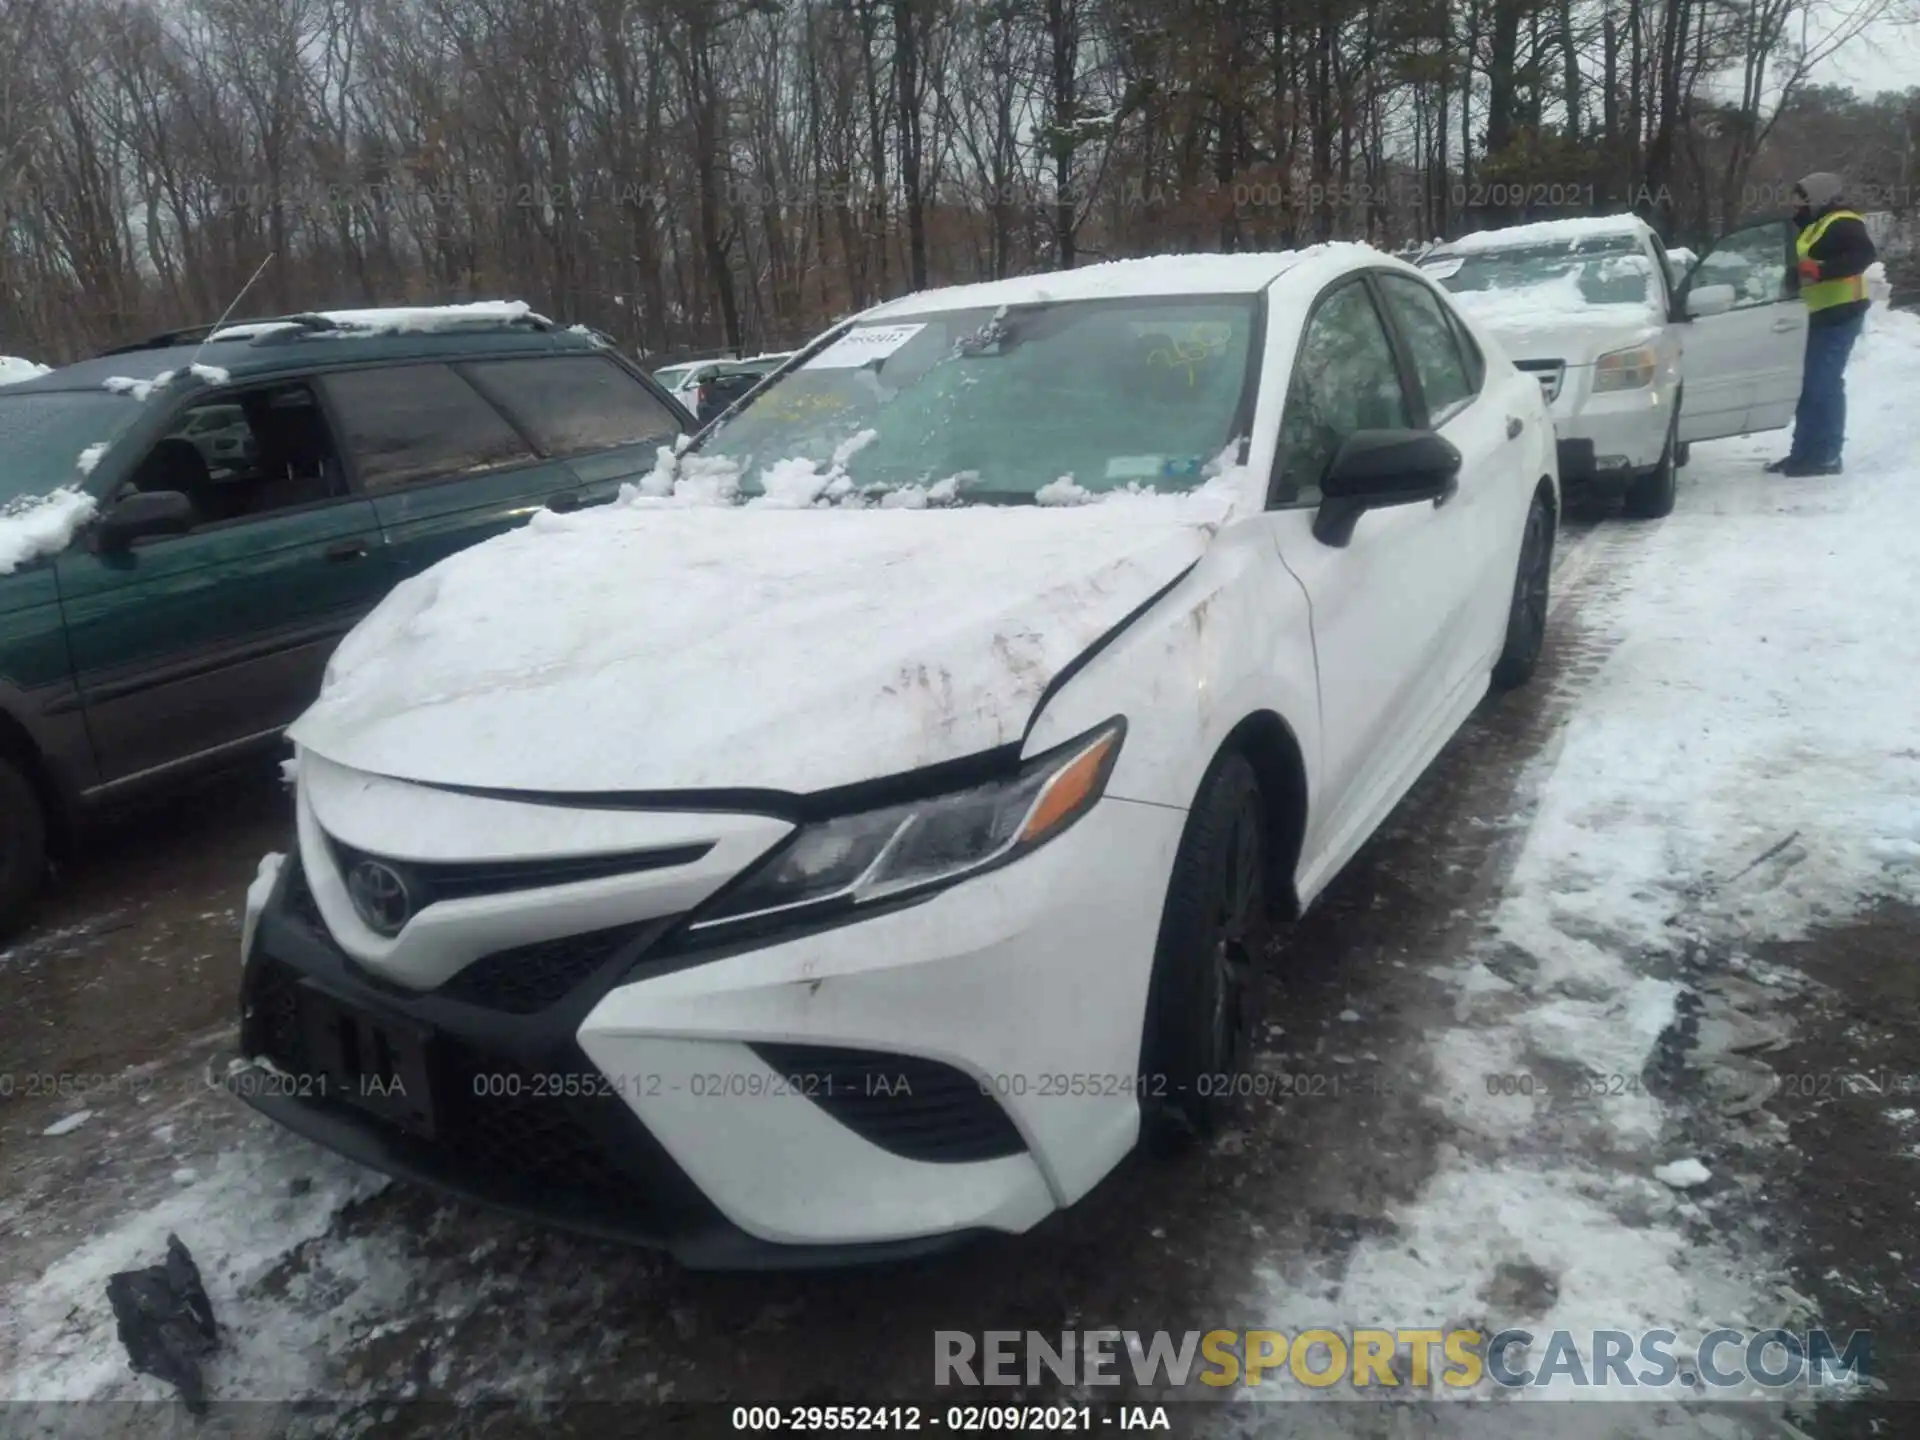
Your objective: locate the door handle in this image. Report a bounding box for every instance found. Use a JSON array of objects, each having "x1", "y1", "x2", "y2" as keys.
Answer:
[
  {"x1": 546, "y1": 493, "x2": 583, "y2": 513},
  {"x1": 324, "y1": 539, "x2": 368, "y2": 562},
  {"x1": 1507, "y1": 415, "x2": 1524, "y2": 439}
]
